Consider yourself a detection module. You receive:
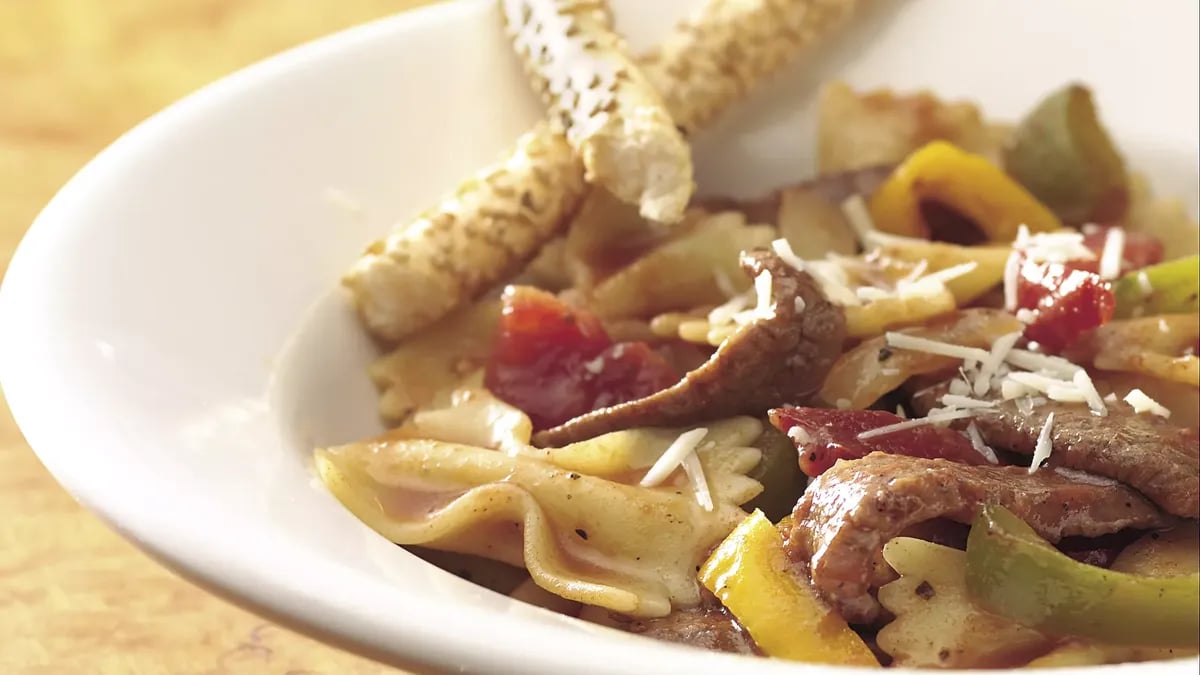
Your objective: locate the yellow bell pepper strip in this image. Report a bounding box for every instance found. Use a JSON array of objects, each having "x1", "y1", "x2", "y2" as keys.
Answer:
[
  {"x1": 868, "y1": 141, "x2": 1062, "y2": 242},
  {"x1": 1113, "y1": 254, "x2": 1200, "y2": 319},
  {"x1": 1004, "y1": 84, "x2": 1129, "y2": 225},
  {"x1": 699, "y1": 510, "x2": 879, "y2": 666},
  {"x1": 964, "y1": 504, "x2": 1200, "y2": 648}
]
